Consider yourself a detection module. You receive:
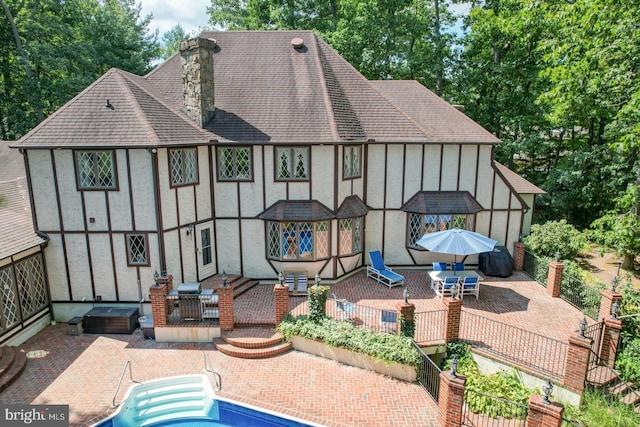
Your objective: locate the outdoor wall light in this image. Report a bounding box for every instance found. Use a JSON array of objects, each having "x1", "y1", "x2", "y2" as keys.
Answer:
[
  {"x1": 578, "y1": 317, "x2": 588, "y2": 338},
  {"x1": 542, "y1": 379, "x2": 553, "y2": 404},
  {"x1": 450, "y1": 355, "x2": 458, "y2": 378},
  {"x1": 222, "y1": 271, "x2": 227, "y2": 287},
  {"x1": 186, "y1": 223, "x2": 193, "y2": 236},
  {"x1": 278, "y1": 271, "x2": 284, "y2": 286},
  {"x1": 611, "y1": 300, "x2": 620, "y2": 320},
  {"x1": 153, "y1": 270, "x2": 159, "y2": 286},
  {"x1": 315, "y1": 273, "x2": 321, "y2": 286}
]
